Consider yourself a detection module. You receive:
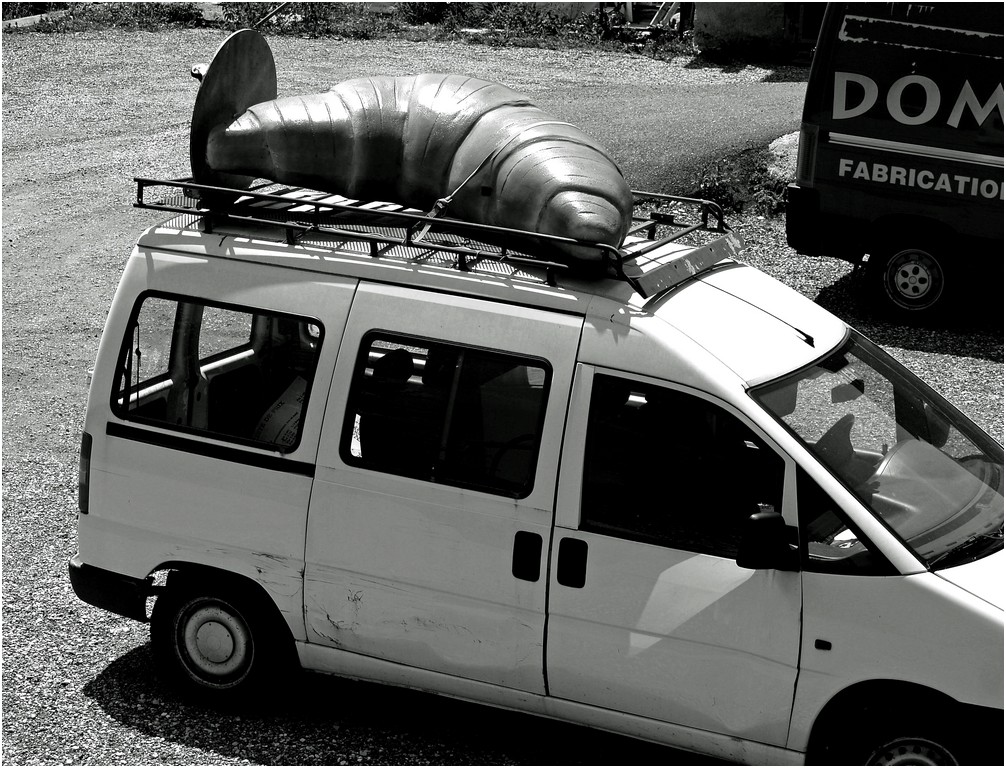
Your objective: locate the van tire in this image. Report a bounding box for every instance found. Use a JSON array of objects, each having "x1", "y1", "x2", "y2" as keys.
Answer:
[
  {"x1": 150, "y1": 576, "x2": 287, "y2": 702},
  {"x1": 865, "y1": 735, "x2": 958, "y2": 766},
  {"x1": 868, "y1": 238, "x2": 950, "y2": 319},
  {"x1": 817, "y1": 709, "x2": 963, "y2": 765},
  {"x1": 858, "y1": 712, "x2": 962, "y2": 766}
]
